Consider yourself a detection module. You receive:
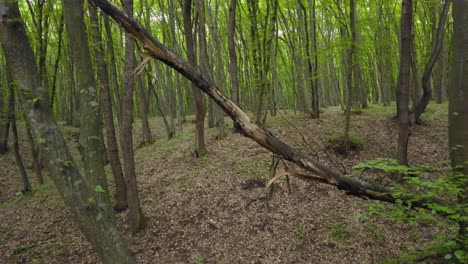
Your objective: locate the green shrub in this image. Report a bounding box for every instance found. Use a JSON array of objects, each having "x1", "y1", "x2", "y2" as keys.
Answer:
[{"x1": 354, "y1": 158, "x2": 467, "y2": 263}]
